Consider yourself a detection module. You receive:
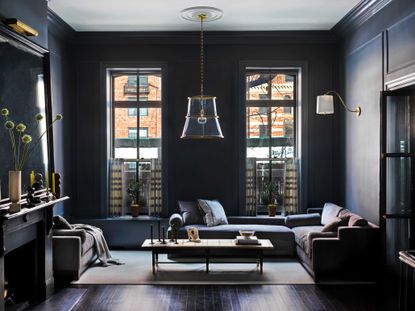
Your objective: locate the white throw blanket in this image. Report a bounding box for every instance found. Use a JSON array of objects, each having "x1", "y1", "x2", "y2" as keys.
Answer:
[{"x1": 72, "y1": 224, "x2": 124, "y2": 266}]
